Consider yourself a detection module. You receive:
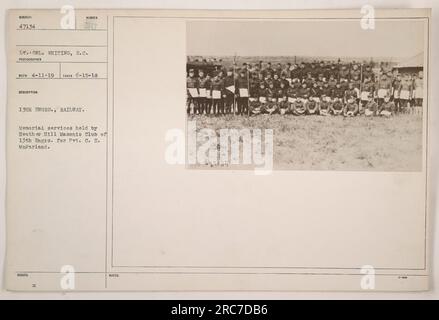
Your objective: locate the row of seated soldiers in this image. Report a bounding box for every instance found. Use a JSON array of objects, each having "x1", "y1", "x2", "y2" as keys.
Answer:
[{"x1": 186, "y1": 62, "x2": 424, "y2": 116}]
